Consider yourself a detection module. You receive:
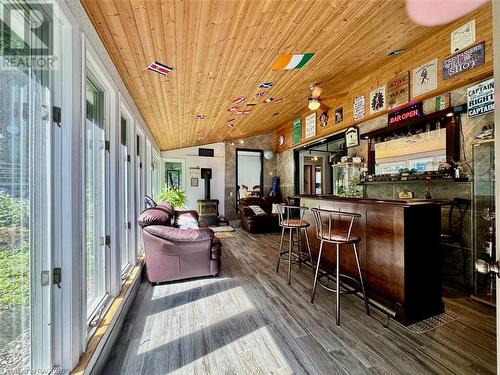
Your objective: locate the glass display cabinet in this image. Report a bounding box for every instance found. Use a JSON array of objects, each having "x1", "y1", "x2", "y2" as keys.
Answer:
[
  {"x1": 333, "y1": 162, "x2": 364, "y2": 197},
  {"x1": 472, "y1": 138, "x2": 495, "y2": 305}
]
